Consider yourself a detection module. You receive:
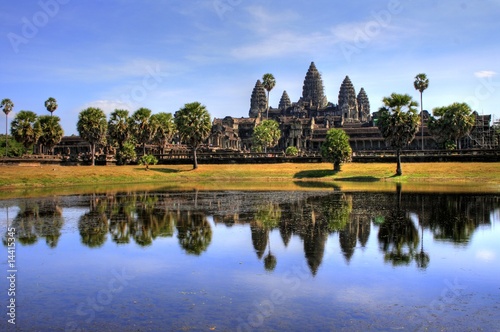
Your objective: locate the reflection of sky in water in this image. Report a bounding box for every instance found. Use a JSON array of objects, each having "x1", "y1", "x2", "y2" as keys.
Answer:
[{"x1": 0, "y1": 191, "x2": 499, "y2": 331}]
